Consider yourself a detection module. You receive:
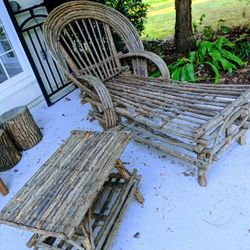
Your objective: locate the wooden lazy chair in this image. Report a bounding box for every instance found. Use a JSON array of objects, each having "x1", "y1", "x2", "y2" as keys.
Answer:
[{"x1": 43, "y1": 1, "x2": 250, "y2": 186}]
